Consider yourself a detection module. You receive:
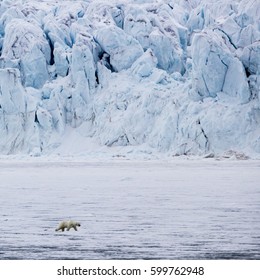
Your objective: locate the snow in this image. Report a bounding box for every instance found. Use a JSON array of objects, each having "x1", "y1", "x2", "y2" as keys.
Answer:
[
  {"x1": 0, "y1": 158, "x2": 259, "y2": 259},
  {"x1": 0, "y1": 0, "x2": 259, "y2": 158}
]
